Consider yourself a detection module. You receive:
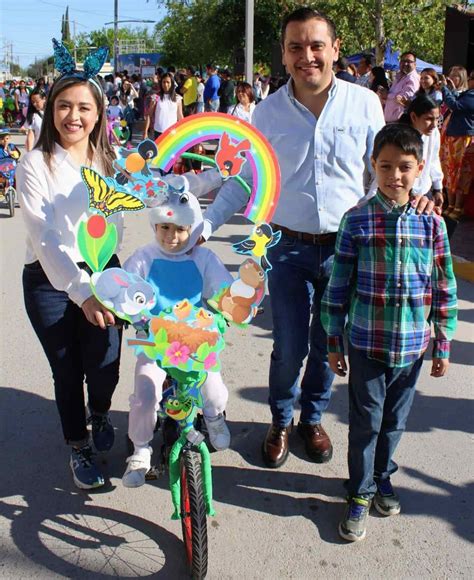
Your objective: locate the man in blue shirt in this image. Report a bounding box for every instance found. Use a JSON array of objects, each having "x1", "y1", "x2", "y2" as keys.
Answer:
[
  {"x1": 202, "y1": 7, "x2": 387, "y2": 469},
  {"x1": 204, "y1": 63, "x2": 221, "y2": 112}
]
